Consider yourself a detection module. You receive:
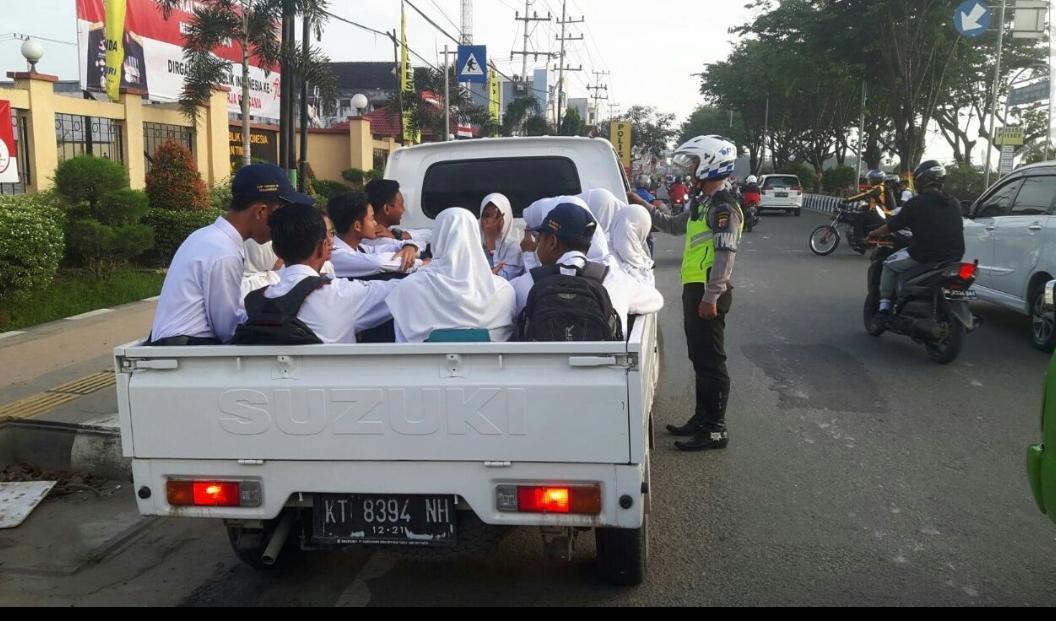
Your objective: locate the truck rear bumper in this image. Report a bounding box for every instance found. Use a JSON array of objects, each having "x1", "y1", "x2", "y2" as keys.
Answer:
[{"x1": 131, "y1": 458, "x2": 647, "y2": 529}]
